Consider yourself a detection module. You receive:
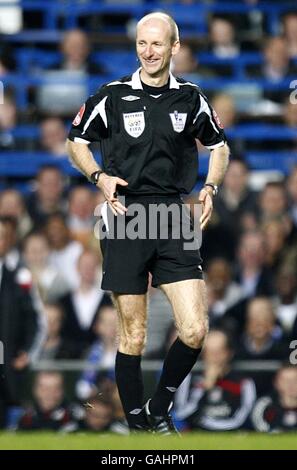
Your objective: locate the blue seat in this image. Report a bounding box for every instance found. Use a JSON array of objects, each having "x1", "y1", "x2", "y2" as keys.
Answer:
[
  {"x1": 198, "y1": 151, "x2": 297, "y2": 176},
  {"x1": 15, "y1": 48, "x2": 62, "y2": 73},
  {"x1": 92, "y1": 51, "x2": 136, "y2": 76},
  {"x1": 0, "y1": 151, "x2": 78, "y2": 177},
  {"x1": 226, "y1": 124, "x2": 297, "y2": 141}
]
